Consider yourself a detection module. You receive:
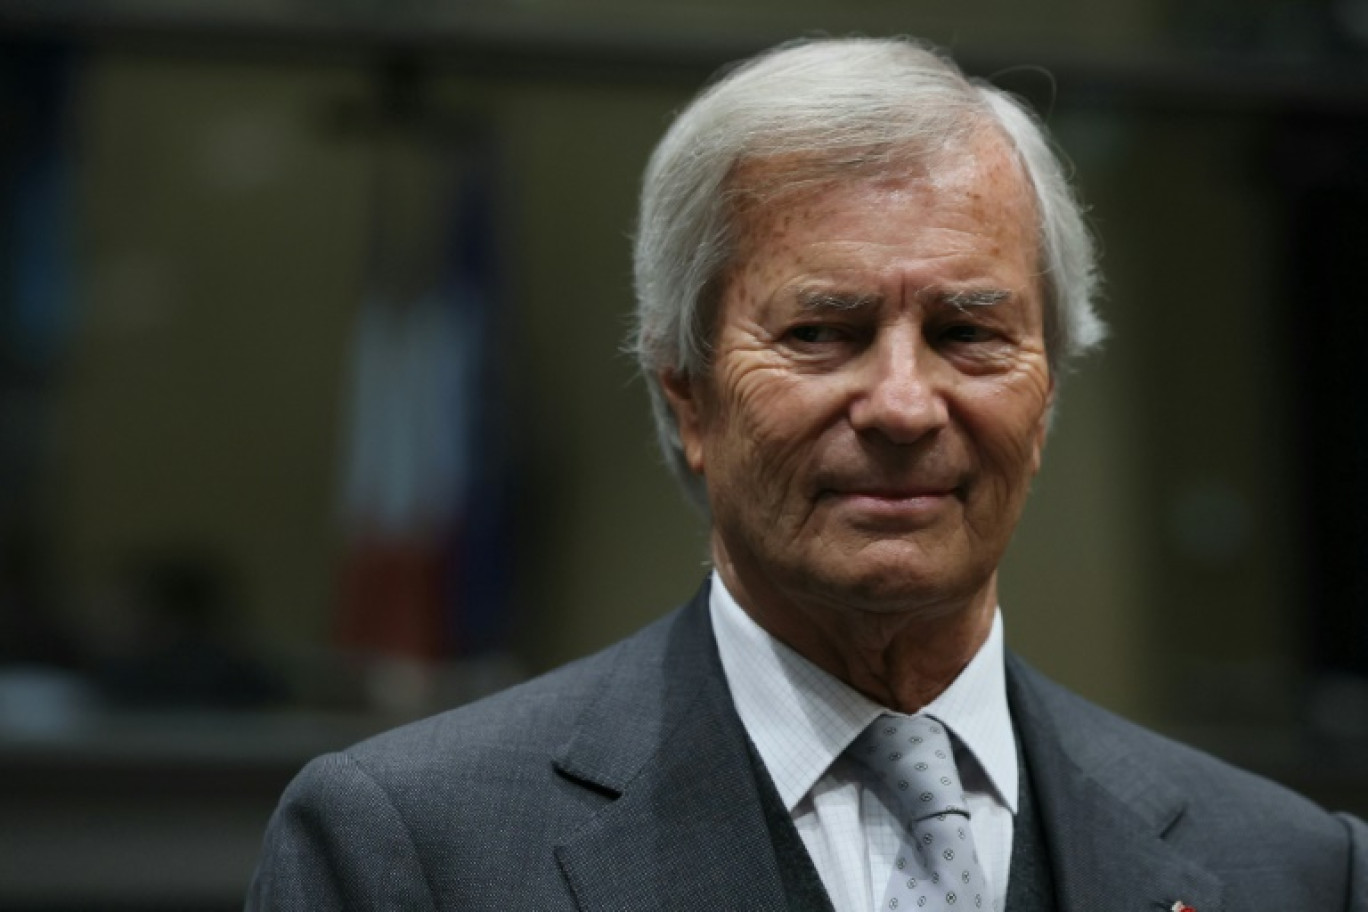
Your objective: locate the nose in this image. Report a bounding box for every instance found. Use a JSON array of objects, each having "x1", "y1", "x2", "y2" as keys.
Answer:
[{"x1": 848, "y1": 325, "x2": 948, "y2": 445}]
